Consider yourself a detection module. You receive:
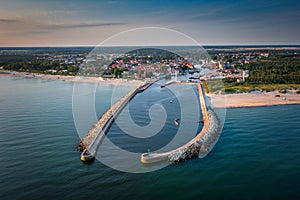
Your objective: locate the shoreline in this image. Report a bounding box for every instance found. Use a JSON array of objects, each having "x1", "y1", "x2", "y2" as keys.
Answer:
[
  {"x1": 2, "y1": 70, "x2": 300, "y2": 108},
  {"x1": 0, "y1": 70, "x2": 144, "y2": 86},
  {"x1": 209, "y1": 92, "x2": 300, "y2": 108}
]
